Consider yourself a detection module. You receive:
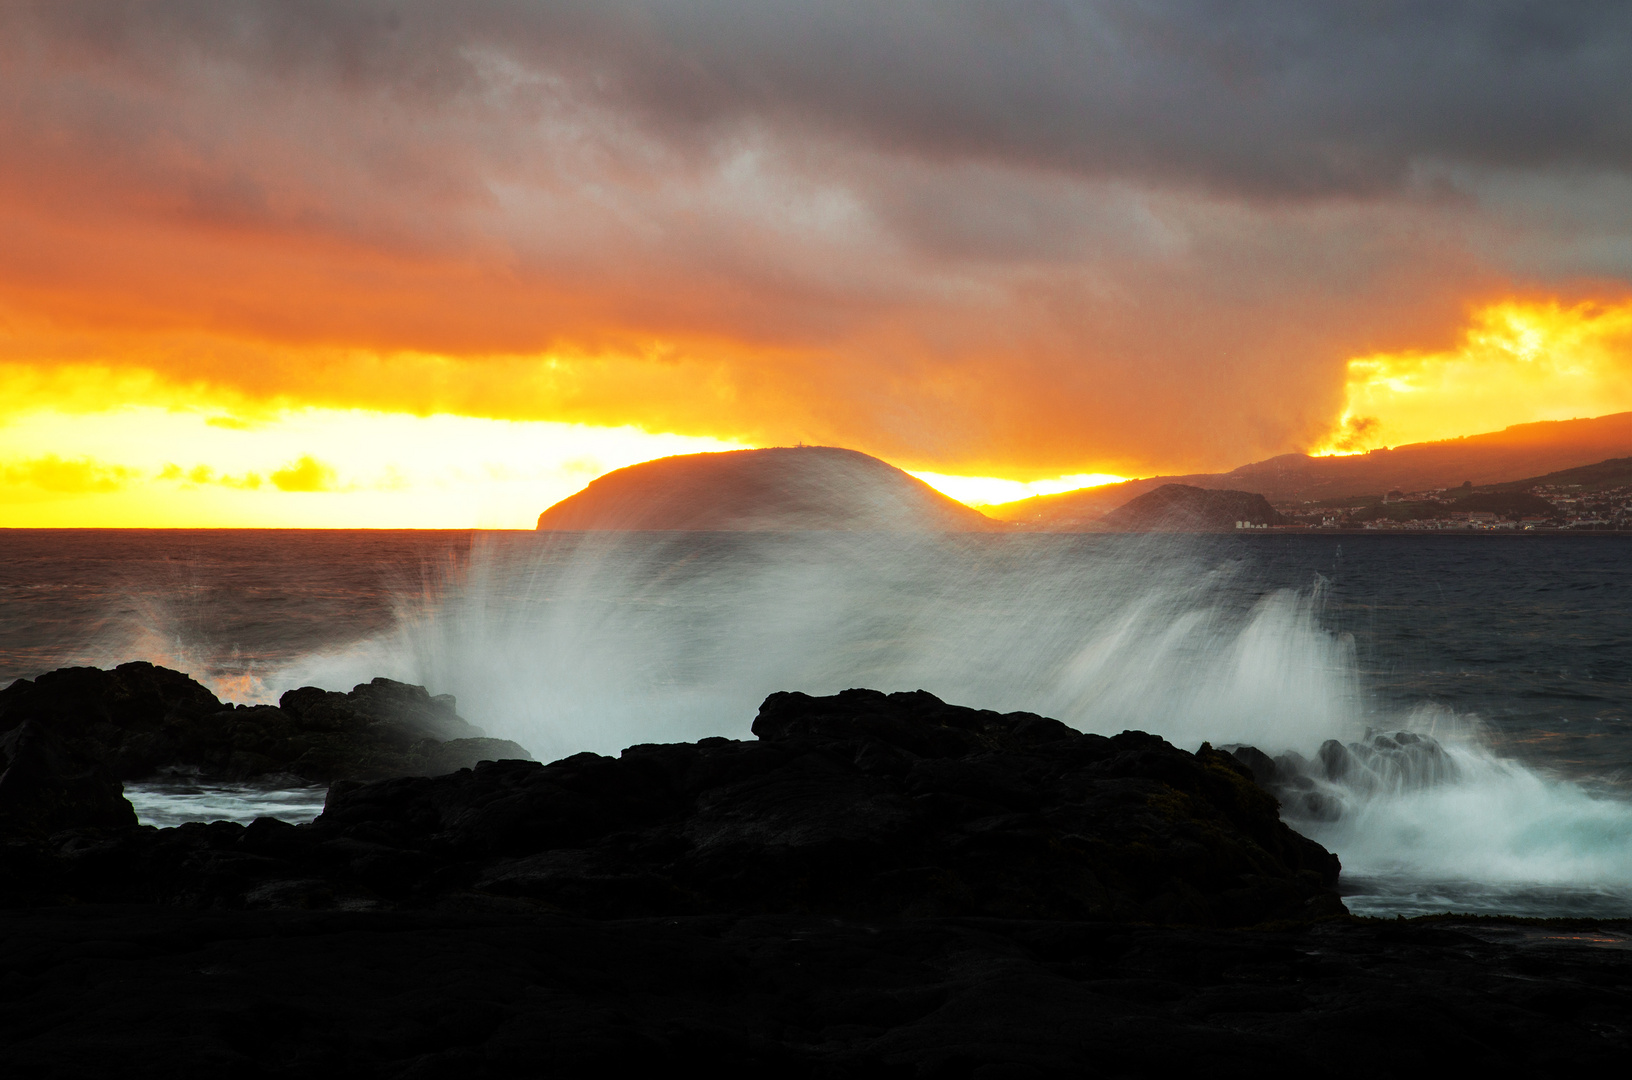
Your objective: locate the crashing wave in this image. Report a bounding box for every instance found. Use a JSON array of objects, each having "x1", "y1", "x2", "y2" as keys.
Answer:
[{"x1": 1228, "y1": 729, "x2": 1460, "y2": 822}]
